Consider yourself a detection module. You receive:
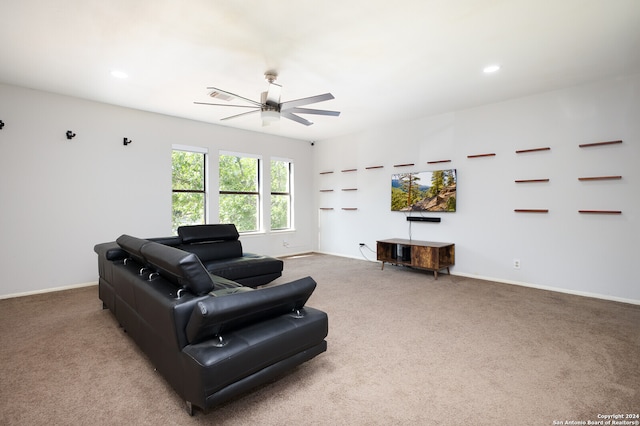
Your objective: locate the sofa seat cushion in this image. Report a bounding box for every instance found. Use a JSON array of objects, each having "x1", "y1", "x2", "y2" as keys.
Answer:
[
  {"x1": 209, "y1": 274, "x2": 243, "y2": 291},
  {"x1": 202, "y1": 253, "x2": 283, "y2": 281}
]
